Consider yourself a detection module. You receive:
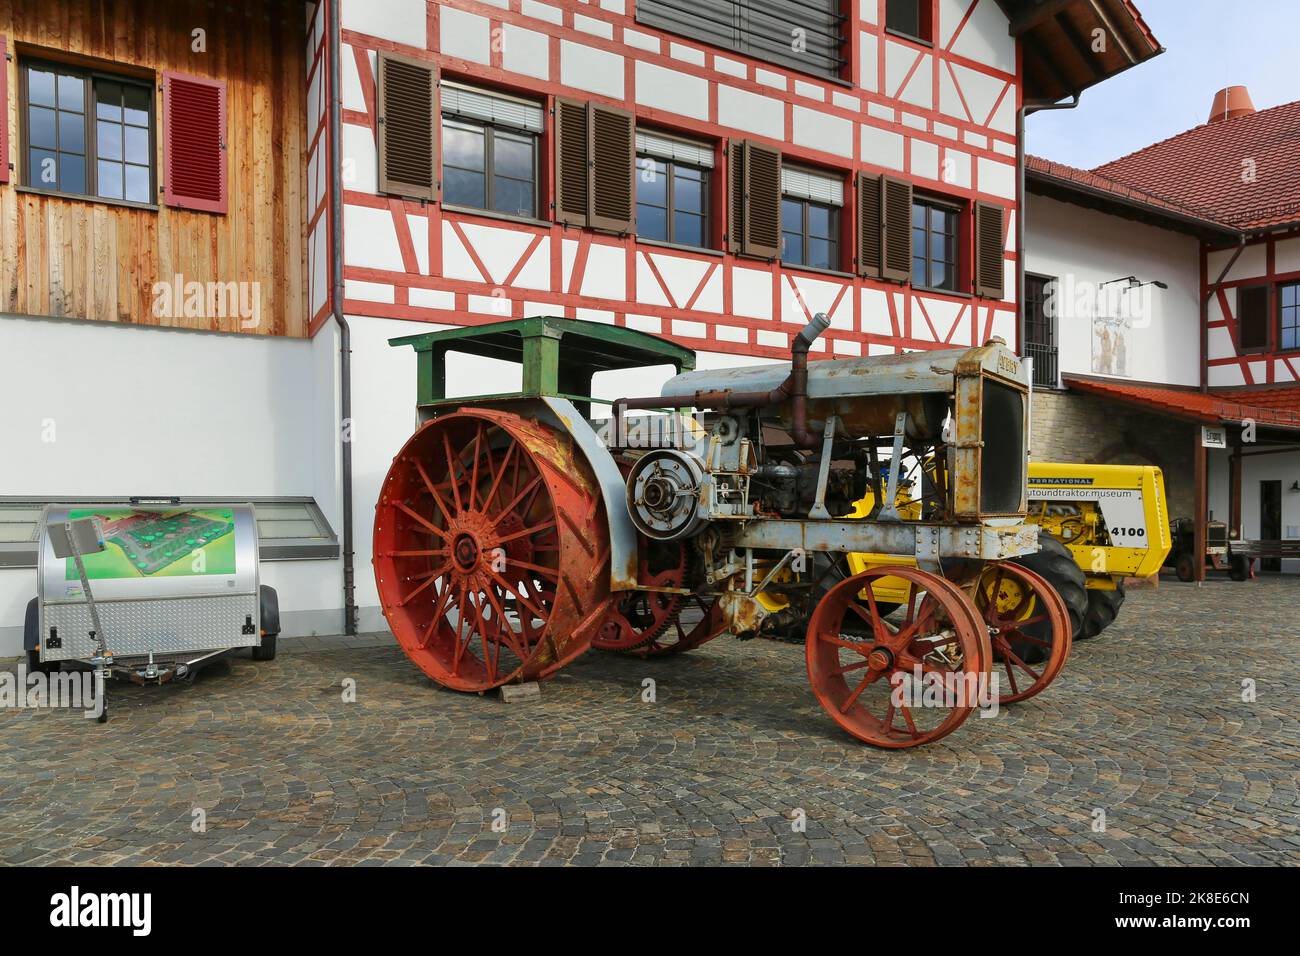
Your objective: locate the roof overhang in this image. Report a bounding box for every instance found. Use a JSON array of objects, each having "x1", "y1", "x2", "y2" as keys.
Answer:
[
  {"x1": 1063, "y1": 375, "x2": 1300, "y2": 434},
  {"x1": 1026, "y1": 165, "x2": 1240, "y2": 241},
  {"x1": 999, "y1": 0, "x2": 1163, "y2": 104}
]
